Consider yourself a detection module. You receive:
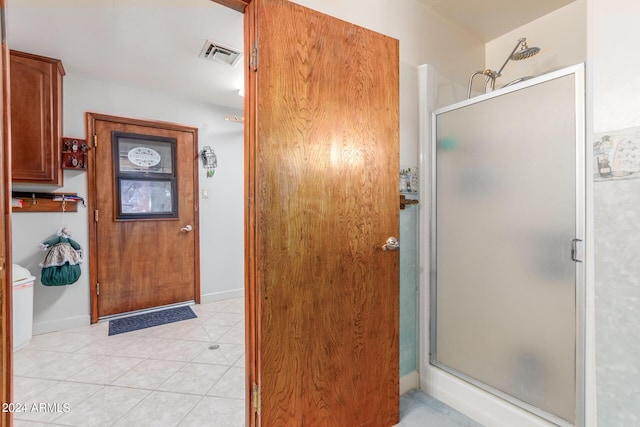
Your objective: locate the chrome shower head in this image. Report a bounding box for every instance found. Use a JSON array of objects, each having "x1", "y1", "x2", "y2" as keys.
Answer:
[
  {"x1": 511, "y1": 41, "x2": 540, "y2": 61},
  {"x1": 467, "y1": 37, "x2": 542, "y2": 99}
]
